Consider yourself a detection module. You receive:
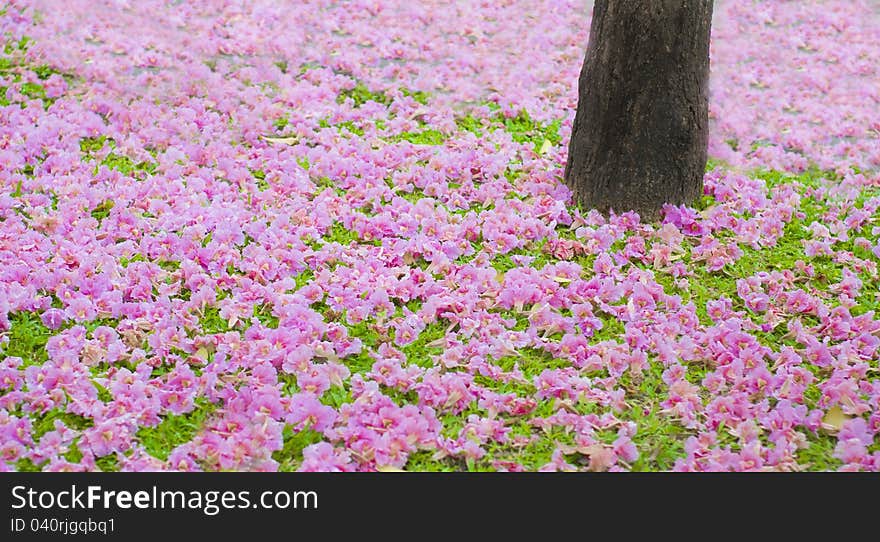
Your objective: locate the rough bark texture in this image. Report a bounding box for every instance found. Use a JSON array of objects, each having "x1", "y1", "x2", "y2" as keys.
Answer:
[{"x1": 564, "y1": 0, "x2": 714, "y2": 221}]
